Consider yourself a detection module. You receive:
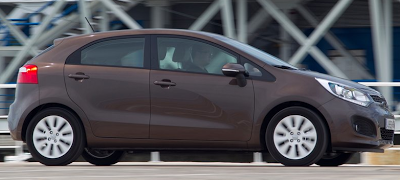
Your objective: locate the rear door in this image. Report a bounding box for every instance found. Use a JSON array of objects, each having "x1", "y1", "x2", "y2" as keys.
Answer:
[{"x1": 64, "y1": 35, "x2": 151, "y2": 139}]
